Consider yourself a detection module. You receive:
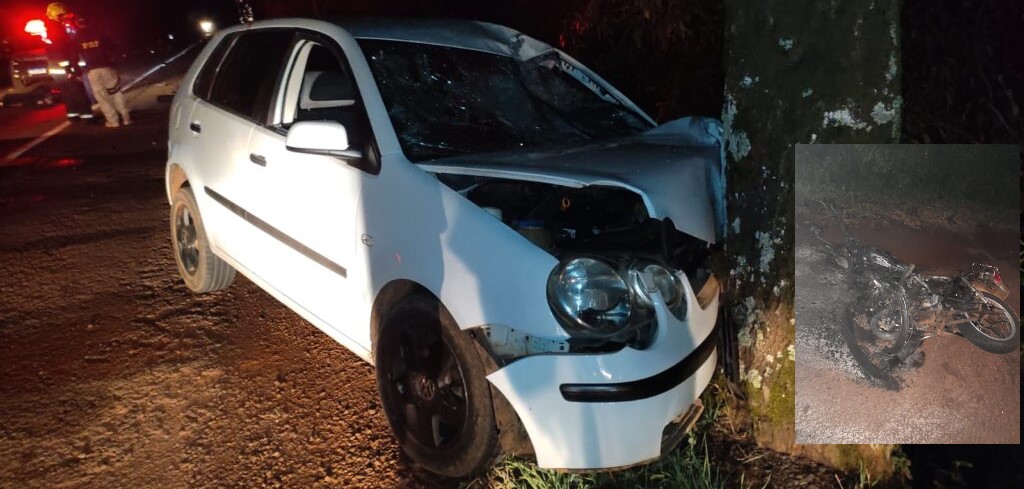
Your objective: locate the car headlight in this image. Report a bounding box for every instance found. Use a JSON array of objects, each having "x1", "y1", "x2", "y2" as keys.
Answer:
[
  {"x1": 629, "y1": 263, "x2": 682, "y2": 305},
  {"x1": 629, "y1": 262, "x2": 687, "y2": 320},
  {"x1": 548, "y1": 257, "x2": 631, "y2": 337}
]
